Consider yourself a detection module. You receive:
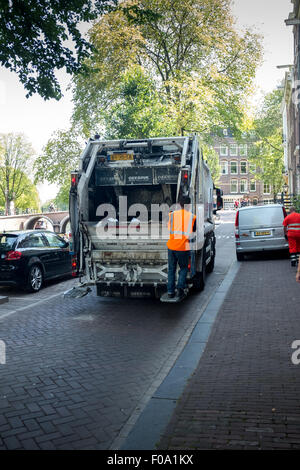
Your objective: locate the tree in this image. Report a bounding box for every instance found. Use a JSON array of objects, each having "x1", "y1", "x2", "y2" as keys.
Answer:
[
  {"x1": 0, "y1": 0, "x2": 118, "y2": 100},
  {"x1": 0, "y1": 133, "x2": 36, "y2": 214},
  {"x1": 9, "y1": 173, "x2": 40, "y2": 212},
  {"x1": 103, "y1": 65, "x2": 174, "y2": 139},
  {"x1": 72, "y1": 0, "x2": 262, "y2": 138},
  {"x1": 34, "y1": 128, "x2": 84, "y2": 190},
  {"x1": 54, "y1": 183, "x2": 71, "y2": 209},
  {"x1": 0, "y1": 1, "x2": 157, "y2": 100},
  {"x1": 201, "y1": 143, "x2": 220, "y2": 185},
  {"x1": 248, "y1": 89, "x2": 285, "y2": 201}
]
